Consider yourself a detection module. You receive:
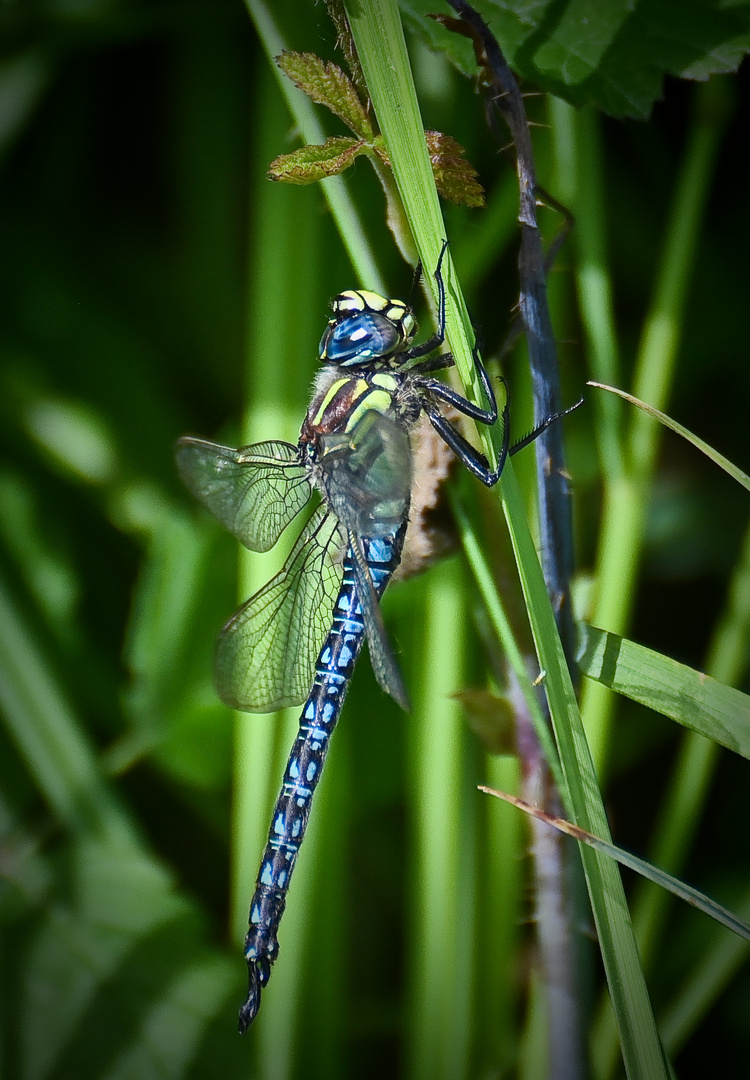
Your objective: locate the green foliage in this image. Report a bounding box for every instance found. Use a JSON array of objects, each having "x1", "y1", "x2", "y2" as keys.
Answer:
[
  {"x1": 578, "y1": 624, "x2": 750, "y2": 756},
  {"x1": 403, "y1": 0, "x2": 750, "y2": 118},
  {"x1": 268, "y1": 49, "x2": 484, "y2": 204},
  {"x1": 0, "y1": 0, "x2": 749, "y2": 1078}
]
